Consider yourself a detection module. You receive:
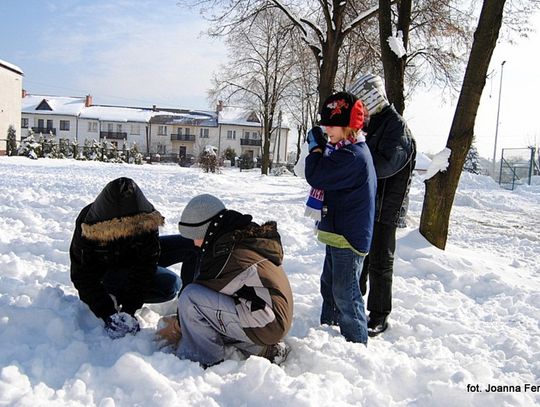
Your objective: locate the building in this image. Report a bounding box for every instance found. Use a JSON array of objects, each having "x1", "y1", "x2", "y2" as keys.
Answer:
[
  {"x1": 21, "y1": 93, "x2": 290, "y2": 164},
  {"x1": 0, "y1": 59, "x2": 23, "y2": 155}
]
